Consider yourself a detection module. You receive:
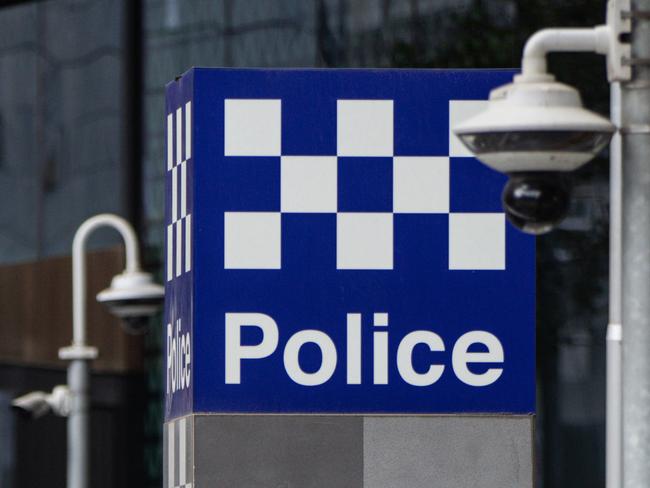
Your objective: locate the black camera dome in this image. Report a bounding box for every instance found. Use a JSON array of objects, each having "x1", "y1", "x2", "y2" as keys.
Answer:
[{"x1": 502, "y1": 173, "x2": 571, "y2": 235}]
